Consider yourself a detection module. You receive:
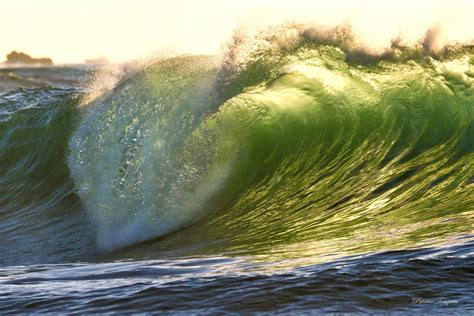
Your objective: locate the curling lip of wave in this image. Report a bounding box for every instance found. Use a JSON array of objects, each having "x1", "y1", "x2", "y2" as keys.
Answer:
[{"x1": 65, "y1": 25, "x2": 474, "y2": 253}]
